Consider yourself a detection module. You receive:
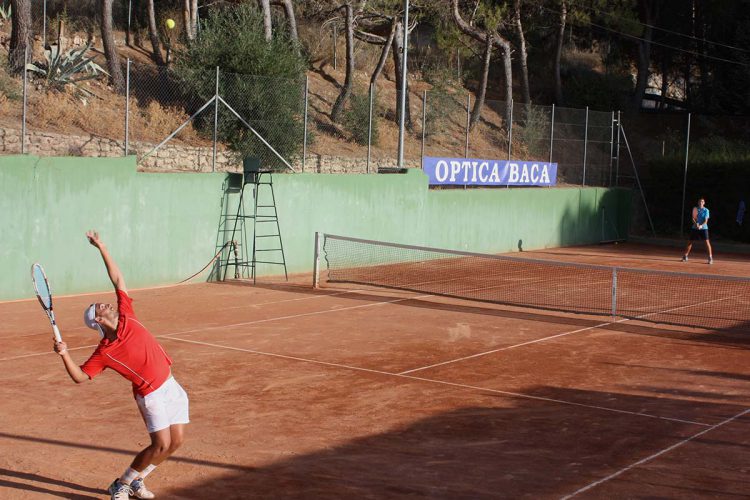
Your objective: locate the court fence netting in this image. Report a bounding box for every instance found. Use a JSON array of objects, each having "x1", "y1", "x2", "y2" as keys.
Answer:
[{"x1": 313, "y1": 233, "x2": 750, "y2": 333}]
